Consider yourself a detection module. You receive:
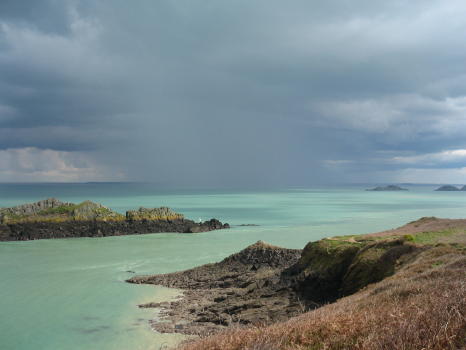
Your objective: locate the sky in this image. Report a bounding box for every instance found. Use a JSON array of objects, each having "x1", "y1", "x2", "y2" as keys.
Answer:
[{"x1": 1, "y1": 0, "x2": 466, "y2": 186}]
